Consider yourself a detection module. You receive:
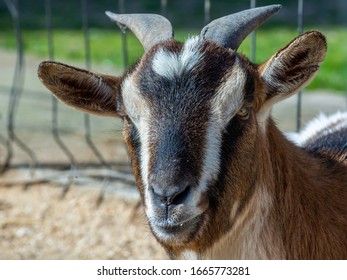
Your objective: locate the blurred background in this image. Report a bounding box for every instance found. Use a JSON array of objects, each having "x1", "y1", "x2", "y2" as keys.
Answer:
[{"x1": 0, "y1": 0, "x2": 346, "y2": 259}]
